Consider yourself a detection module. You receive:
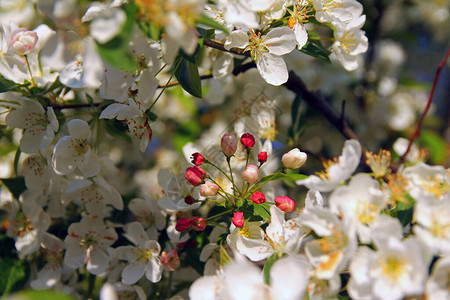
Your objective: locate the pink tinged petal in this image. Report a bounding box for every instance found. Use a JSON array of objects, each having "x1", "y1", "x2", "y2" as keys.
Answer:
[
  {"x1": 87, "y1": 248, "x2": 110, "y2": 275},
  {"x1": 256, "y1": 53, "x2": 289, "y2": 86},
  {"x1": 145, "y1": 259, "x2": 162, "y2": 283},
  {"x1": 265, "y1": 27, "x2": 297, "y2": 56},
  {"x1": 270, "y1": 257, "x2": 309, "y2": 300},
  {"x1": 122, "y1": 262, "x2": 145, "y2": 285}
]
